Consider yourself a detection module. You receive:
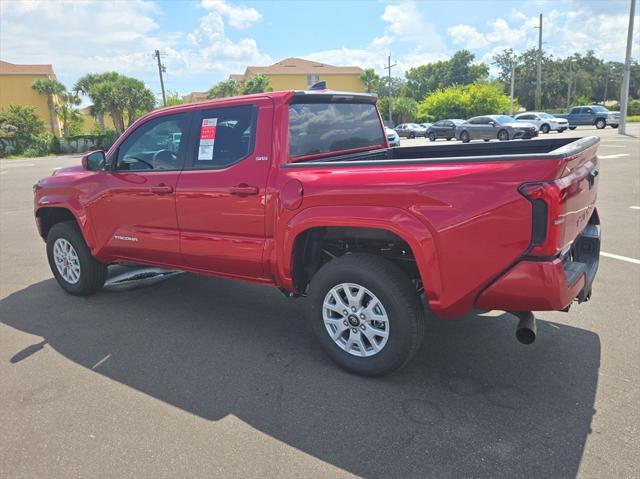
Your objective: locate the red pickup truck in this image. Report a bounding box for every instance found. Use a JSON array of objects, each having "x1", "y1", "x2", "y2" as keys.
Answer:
[{"x1": 33, "y1": 89, "x2": 601, "y2": 375}]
